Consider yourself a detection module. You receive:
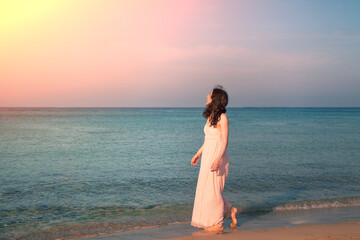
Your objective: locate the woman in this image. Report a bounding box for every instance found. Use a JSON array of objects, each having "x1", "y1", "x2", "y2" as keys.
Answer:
[{"x1": 191, "y1": 86, "x2": 237, "y2": 232}]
